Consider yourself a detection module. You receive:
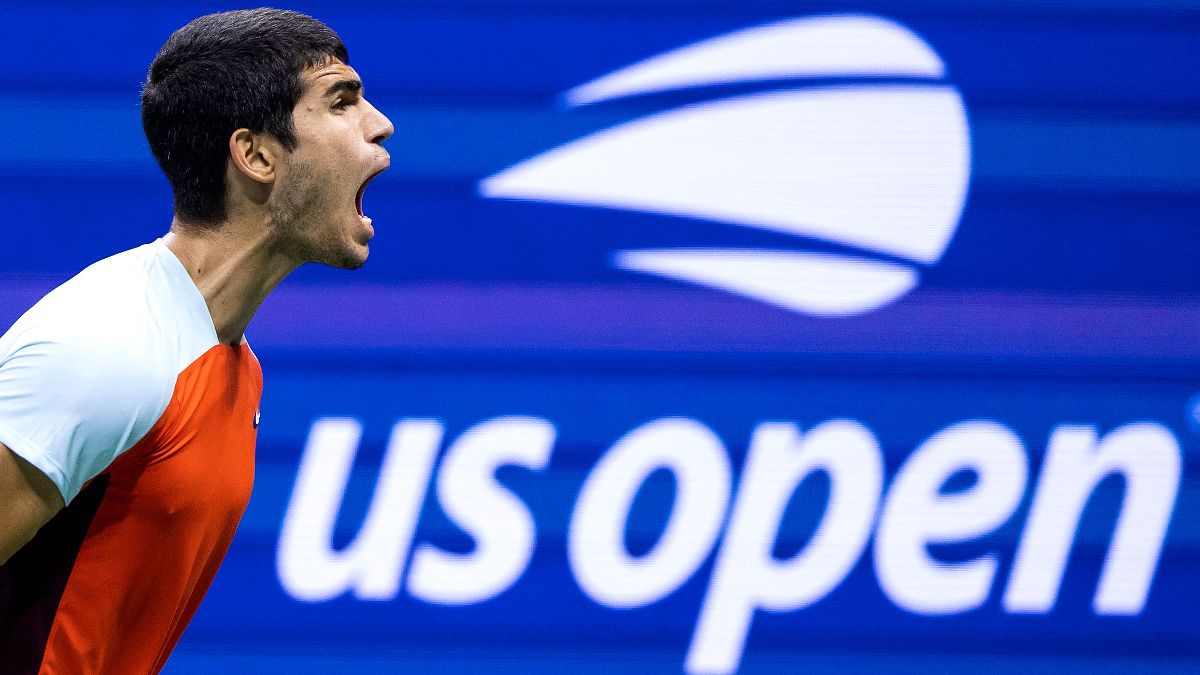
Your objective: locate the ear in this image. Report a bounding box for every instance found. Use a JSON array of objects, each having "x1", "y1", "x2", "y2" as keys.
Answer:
[{"x1": 228, "y1": 128, "x2": 279, "y2": 184}]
